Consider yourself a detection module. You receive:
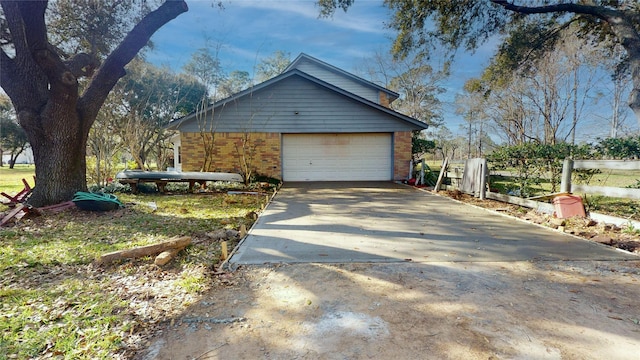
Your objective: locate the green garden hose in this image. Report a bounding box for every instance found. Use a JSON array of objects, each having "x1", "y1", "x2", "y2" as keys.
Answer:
[{"x1": 72, "y1": 191, "x2": 123, "y2": 210}]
